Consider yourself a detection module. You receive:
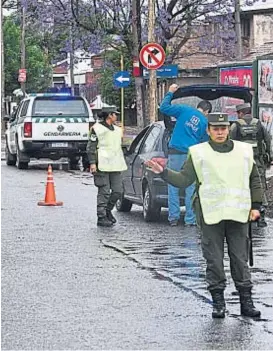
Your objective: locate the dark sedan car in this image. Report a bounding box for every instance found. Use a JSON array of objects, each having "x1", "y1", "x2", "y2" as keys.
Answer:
[
  {"x1": 116, "y1": 121, "x2": 182, "y2": 222},
  {"x1": 116, "y1": 84, "x2": 254, "y2": 222}
]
